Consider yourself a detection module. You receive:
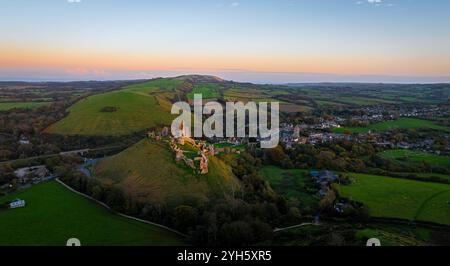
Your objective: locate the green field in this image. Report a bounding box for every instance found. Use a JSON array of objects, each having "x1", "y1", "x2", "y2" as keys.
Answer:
[
  {"x1": 94, "y1": 139, "x2": 240, "y2": 206},
  {"x1": 336, "y1": 96, "x2": 398, "y2": 106},
  {"x1": 0, "y1": 101, "x2": 51, "y2": 111},
  {"x1": 0, "y1": 181, "x2": 184, "y2": 246},
  {"x1": 379, "y1": 149, "x2": 450, "y2": 167},
  {"x1": 397, "y1": 172, "x2": 450, "y2": 181},
  {"x1": 355, "y1": 227, "x2": 428, "y2": 246},
  {"x1": 187, "y1": 83, "x2": 221, "y2": 99},
  {"x1": 260, "y1": 166, "x2": 318, "y2": 209},
  {"x1": 46, "y1": 79, "x2": 183, "y2": 136},
  {"x1": 340, "y1": 173, "x2": 450, "y2": 225},
  {"x1": 333, "y1": 118, "x2": 450, "y2": 134}
]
